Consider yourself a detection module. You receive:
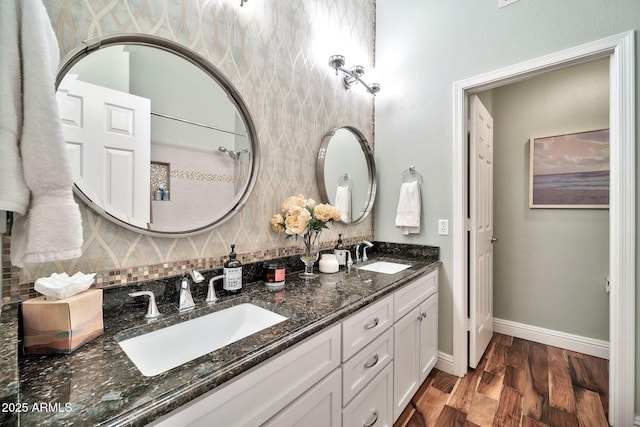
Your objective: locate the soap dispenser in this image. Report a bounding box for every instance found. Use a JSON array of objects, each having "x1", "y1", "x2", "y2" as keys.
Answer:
[
  {"x1": 334, "y1": 234, "x2": 347, "y2": 267},
  {"x1": 223, "y1": 244, "x2": 243, "y2": 294}
]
